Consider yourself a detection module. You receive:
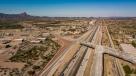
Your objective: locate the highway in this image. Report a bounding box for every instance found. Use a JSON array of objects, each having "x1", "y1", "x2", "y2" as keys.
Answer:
[
  {"x1": 39, "y1": 22, "x2": 99, "y2": 76},
  {"x1": 39, "y1": 21, "x2": 136, "y2": 76},
  {"x1": 62, "y1": 25, "x2": 101, "y2": 76},
  {"x1": 52, "y1": 25, "x2": 99, "y2": 76},
  {"x1": 90, "y1": 25, "x2": 103, "y2": 76},
  {"x1": 90, "y1": 45, "x2": 104, "y2": 76}
]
